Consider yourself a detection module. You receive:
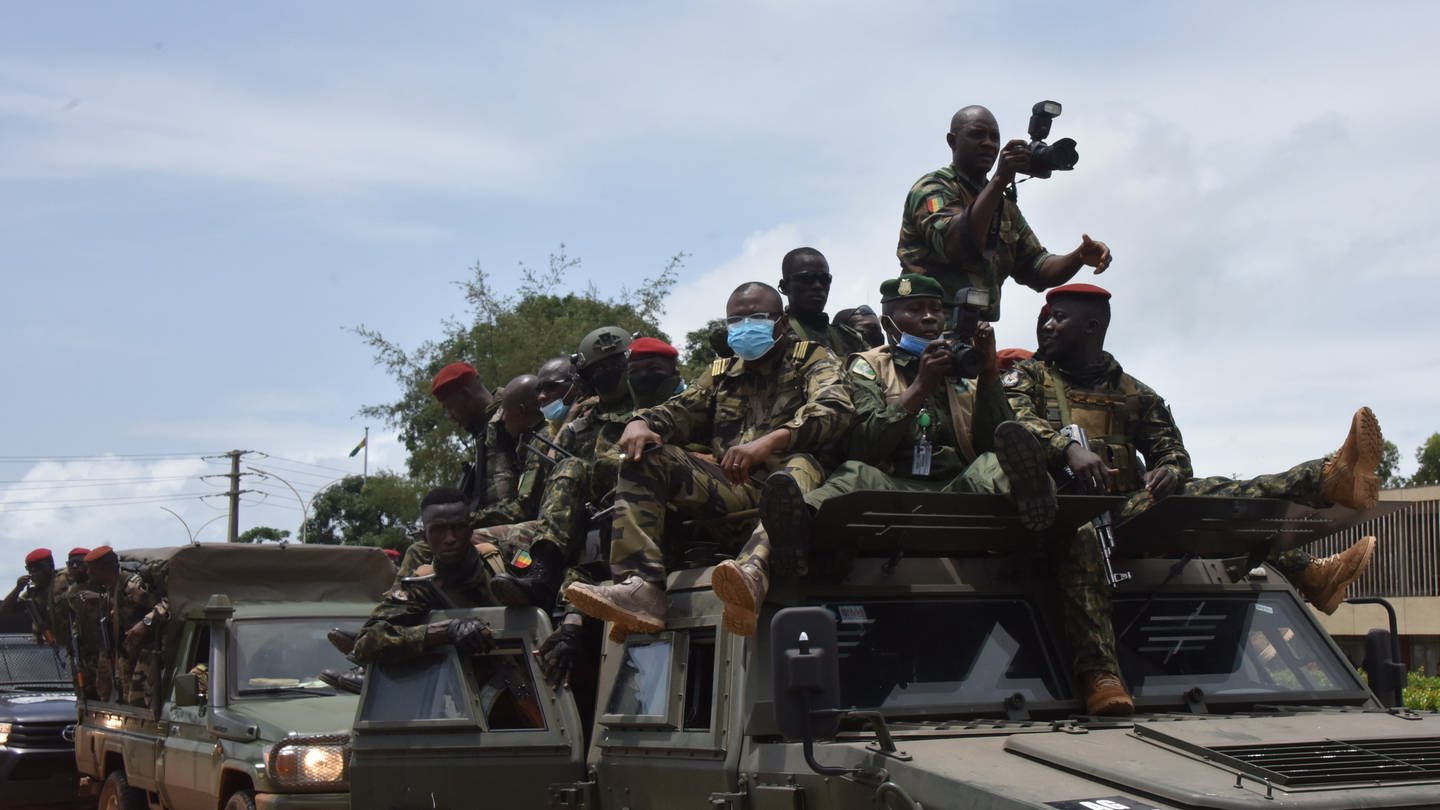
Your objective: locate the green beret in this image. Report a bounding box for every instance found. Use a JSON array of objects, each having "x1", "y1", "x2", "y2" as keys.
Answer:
[{"x1": 879, "y1": 274, "x2": 943, "y2": 303}]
